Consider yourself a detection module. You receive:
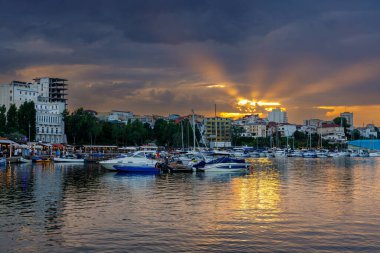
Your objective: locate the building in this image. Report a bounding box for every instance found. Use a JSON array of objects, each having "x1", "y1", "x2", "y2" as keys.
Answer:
[
  {"x1": 33, "y1": 77, "x2": 68, "y2": 107},
  {"x1": 340, "y1": 112, "x2": 354, "y2": 128},
  {"x1": 203, "y1": 117, "x2": 232, "y2": 147},
  {"x1": 277, "y1": 124, "x2": 297, "y2": 137},
  {"x1": 317, "y1": 123, "x2": 346, "y2": 142},
  {"x1": 107, "y1": 110, "x2": 134, "y2": 122},
  {"x1": 243, "y1": 123, "x2": 267, "y2": 138},
  {"x1": 357, "y1": 124, "x2": 377, "y2": 139},
  {"x1": 304, "y1": 118, "x2": 323, "y2": 128},
  {"x1": 0, "y1": 77, "x2": 68, "y2": 144},
  {"x1": 0, "y1": 81, "x2": 39, "y2": 110},
  {"x1": 35, "y1": 97, "x2": 66, "y2": 144},
  {"x1": 268, "y1": 108, "x2": 288, "y2": 123}
]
